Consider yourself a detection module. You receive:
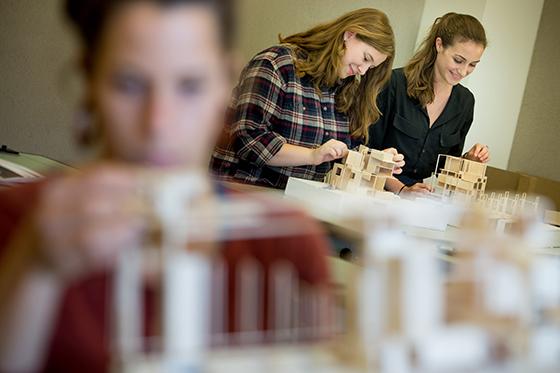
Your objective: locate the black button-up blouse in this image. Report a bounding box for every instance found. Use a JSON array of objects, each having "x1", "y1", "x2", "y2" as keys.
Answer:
[{"x1": 368, "y1": 68, "x2": 475, "y2": 184}]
